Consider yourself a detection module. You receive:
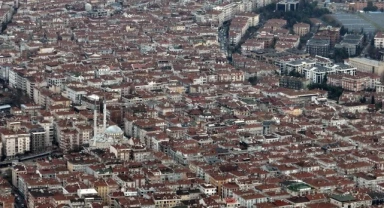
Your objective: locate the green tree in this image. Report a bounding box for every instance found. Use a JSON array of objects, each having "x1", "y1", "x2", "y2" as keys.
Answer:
[
  {"x1": 288, "y1": 70, "x2": 303, "y2": 77},
  {"x1": 333, "y1": 48, "x2": 349, "y2": 63},
  {"x1": 375, "y1": 102, "x2": 382, "y2": 110},
  {"x1": 307, "y1": 83, "x2": 344, "y2": 100},
  {"x1": 363, "y1": 1, "x2": 378, "y2": 12},
  {"x1": 322, "y1": 73, "x2": 328, "y2": 84},
  {"x1": 248, "y1": 76, "x2": 258, "y2": 85},
  {"x1": 340, "y1": 26, "x2": 348, "y2": 36}
]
